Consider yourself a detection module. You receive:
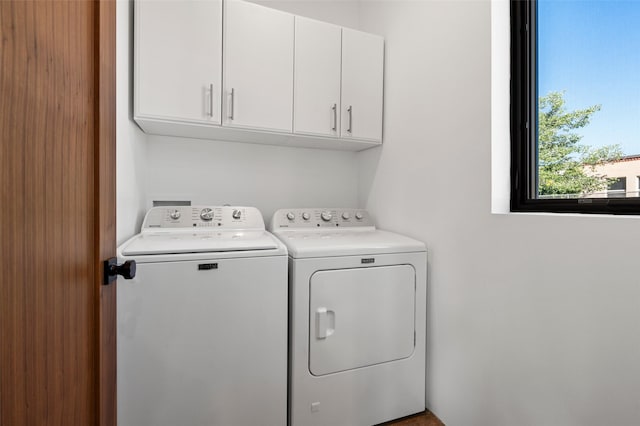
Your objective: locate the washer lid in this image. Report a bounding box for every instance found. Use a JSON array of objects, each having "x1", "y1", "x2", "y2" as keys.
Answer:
[
  {"x1": 120, "y1": 230, "x2": 279, "y2": 256},
  {"x1": 274, "y1": 229, "x2": 425, "y2": 258}
]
